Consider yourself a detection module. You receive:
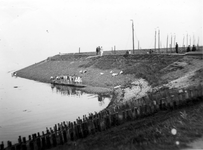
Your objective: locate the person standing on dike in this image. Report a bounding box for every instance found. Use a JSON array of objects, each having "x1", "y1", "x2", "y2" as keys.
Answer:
[{"x1": 175, "y1": 42, "x2": 179, "y2": 53}]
